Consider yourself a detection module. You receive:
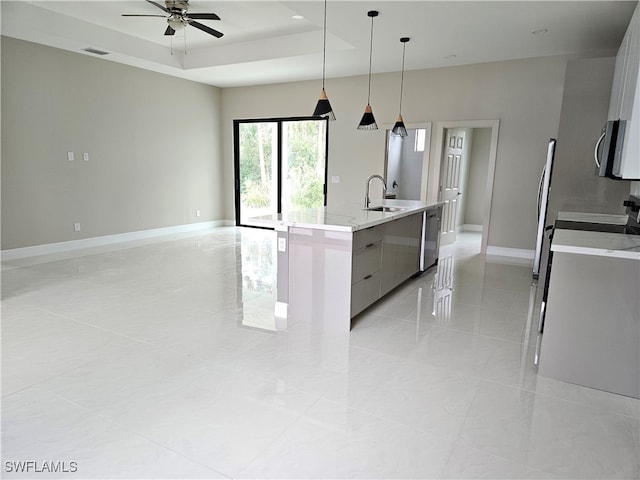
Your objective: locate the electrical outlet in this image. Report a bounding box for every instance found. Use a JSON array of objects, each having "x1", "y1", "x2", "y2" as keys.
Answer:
[
  {"x1": 74, "y1": 223, "x2": 81, "y2": 232},
  {"x1": 83, "y1": 152, "x2": 89, "y2": 161},
  {"x1": 331, "y1": 176, "x2": 340, "y2": 183},
  {"x1": 196, "y1": 210, "x2": 201, "y2": 217},
  {"x1": 67, "y1": 152, "x2": 74, "y2": 161}
]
